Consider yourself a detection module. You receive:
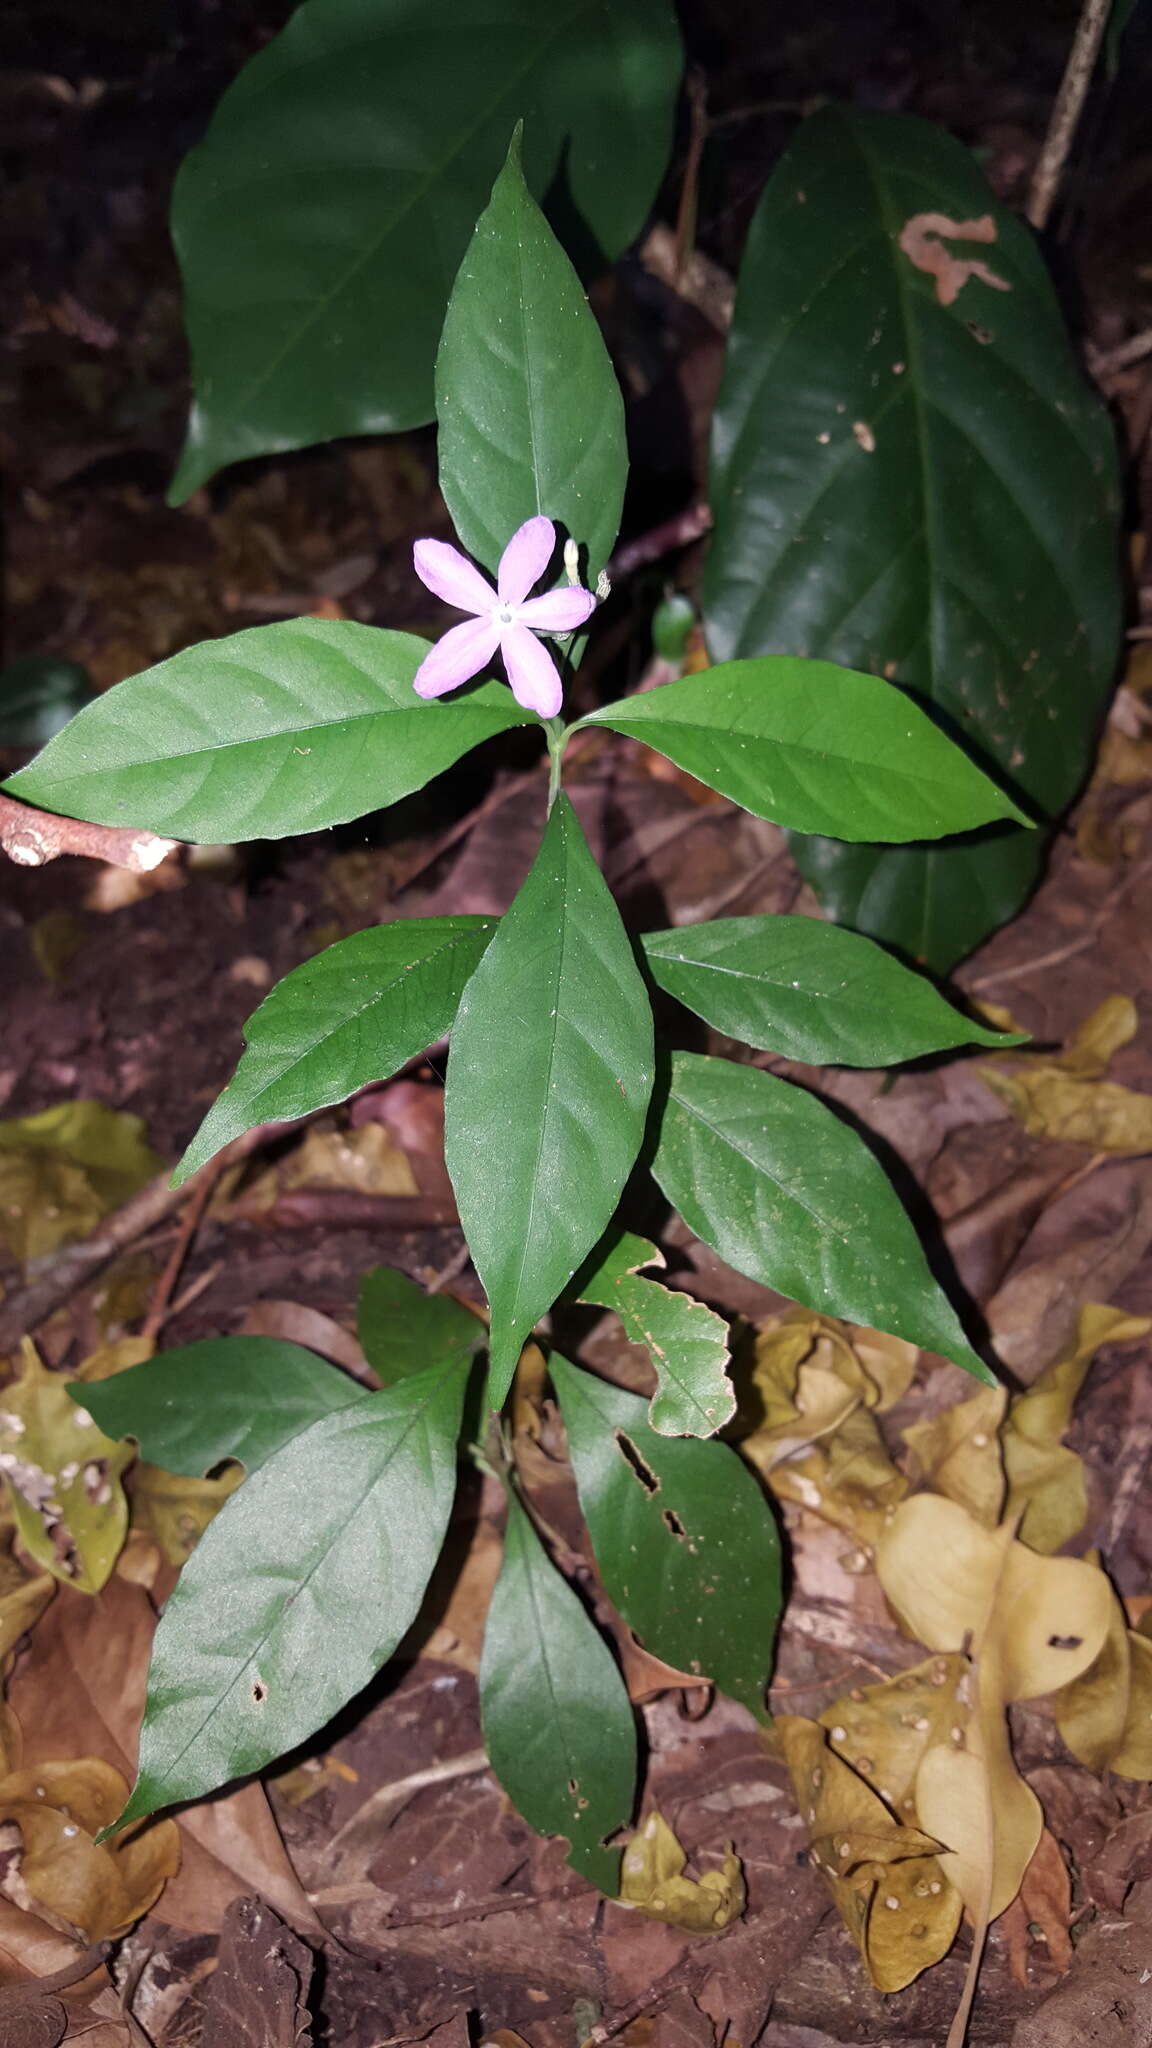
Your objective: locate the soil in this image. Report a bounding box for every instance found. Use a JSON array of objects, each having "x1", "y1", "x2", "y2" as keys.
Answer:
[{"x1": 2, "y1": 4, "x2": 1152, "y2": 2046}]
